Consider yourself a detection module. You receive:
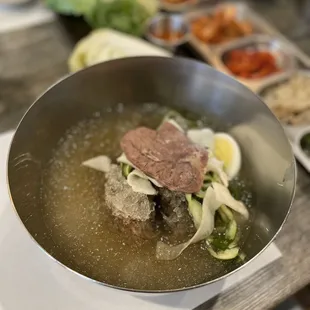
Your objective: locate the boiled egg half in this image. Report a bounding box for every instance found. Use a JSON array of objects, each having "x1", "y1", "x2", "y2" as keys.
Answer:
[{"x1": 213, "y1": 133, "x2": 241, "y2": 179}]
